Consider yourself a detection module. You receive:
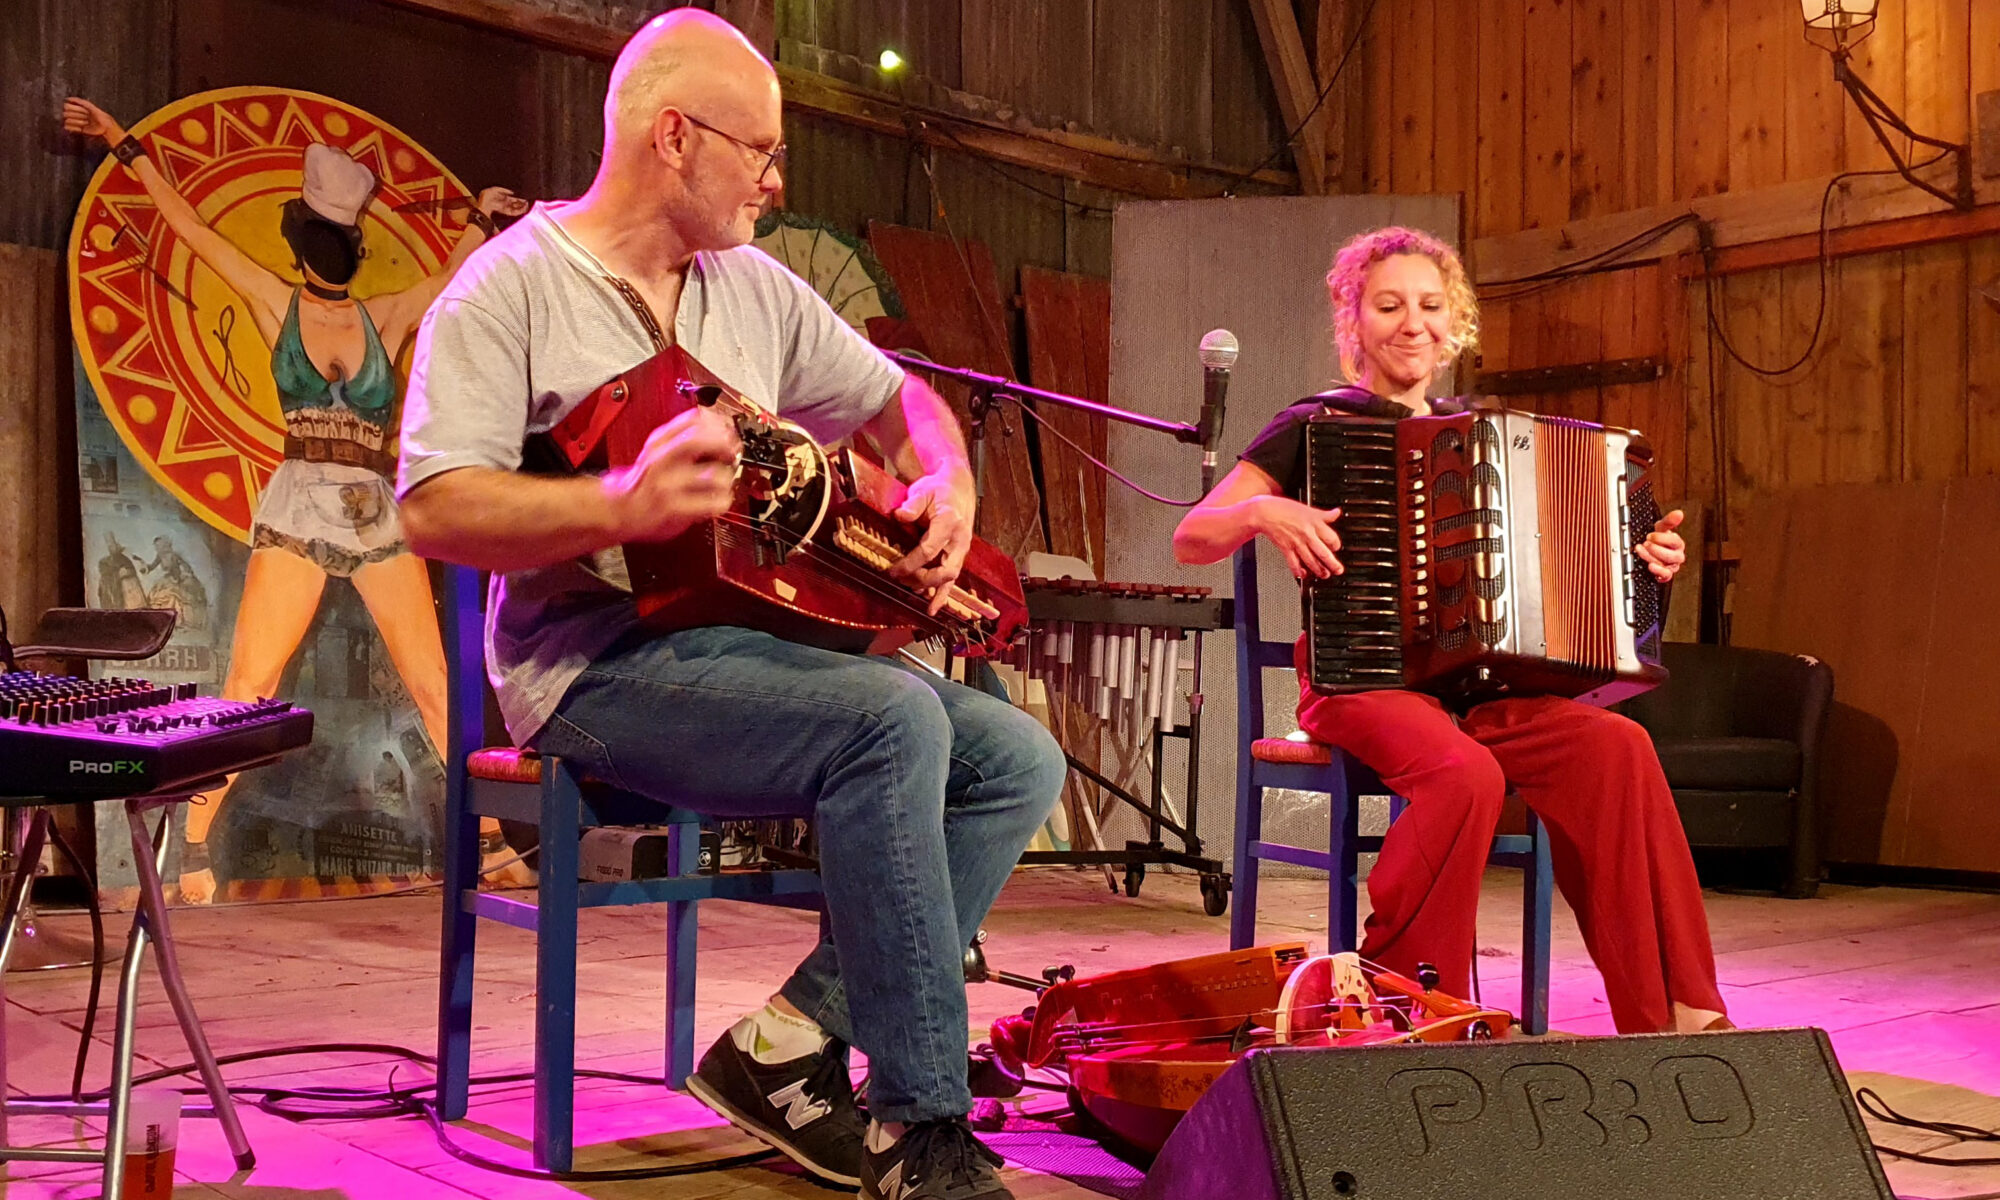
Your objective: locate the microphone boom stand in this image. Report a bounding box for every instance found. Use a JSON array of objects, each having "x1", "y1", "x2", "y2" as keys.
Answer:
[{"x1": 888, "y1": 352, "x2": 1234, "y2": 916}]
